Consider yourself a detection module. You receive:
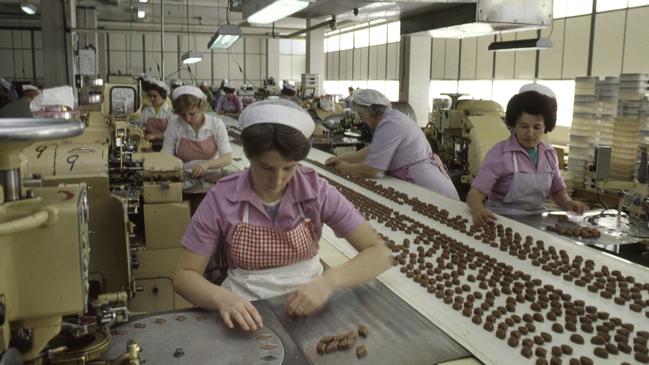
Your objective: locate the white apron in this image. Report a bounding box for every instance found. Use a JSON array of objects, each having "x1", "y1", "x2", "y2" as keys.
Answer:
[{"x1": 486, "y1": 151, "x2": 552, "y2": 217}]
